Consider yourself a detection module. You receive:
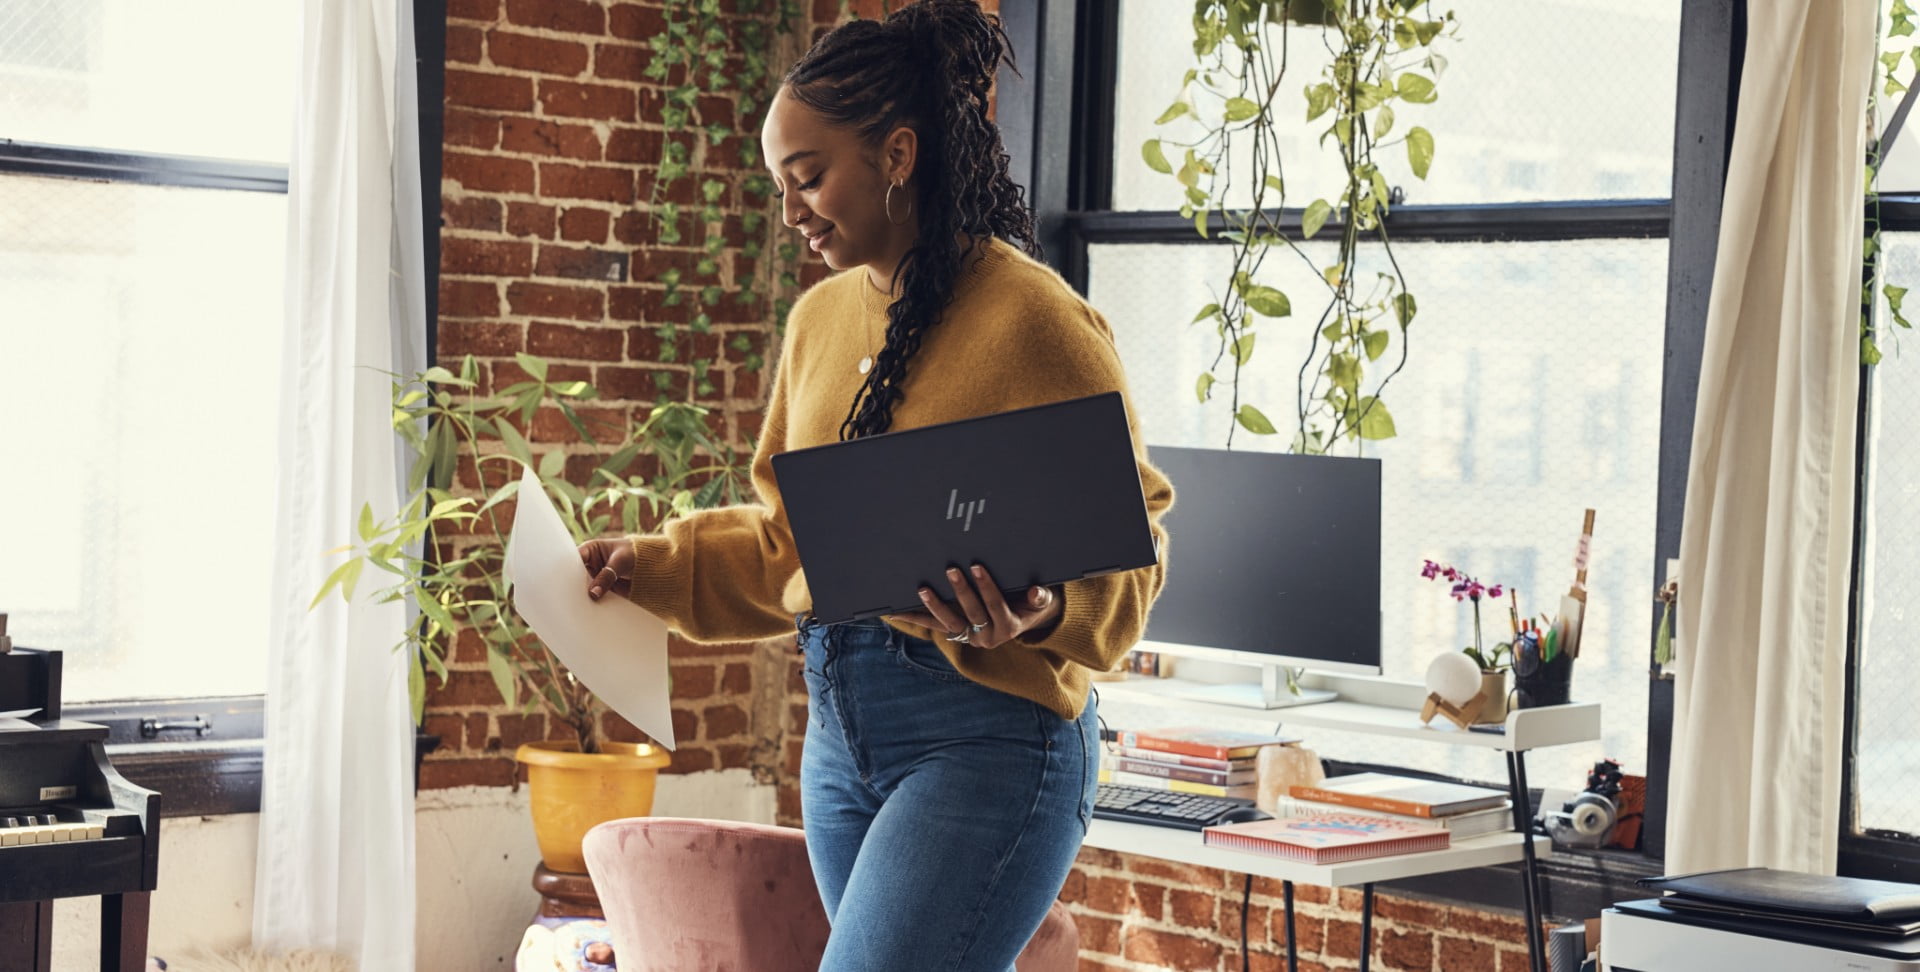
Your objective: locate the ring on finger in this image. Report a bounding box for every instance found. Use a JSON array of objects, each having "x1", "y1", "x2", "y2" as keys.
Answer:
[
  {"x1": 948, "y1": 630, "x2": 972, "y2": 645},
  {"x1": 969, "y1": 622, "x2": 988, "y2": 632}
]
